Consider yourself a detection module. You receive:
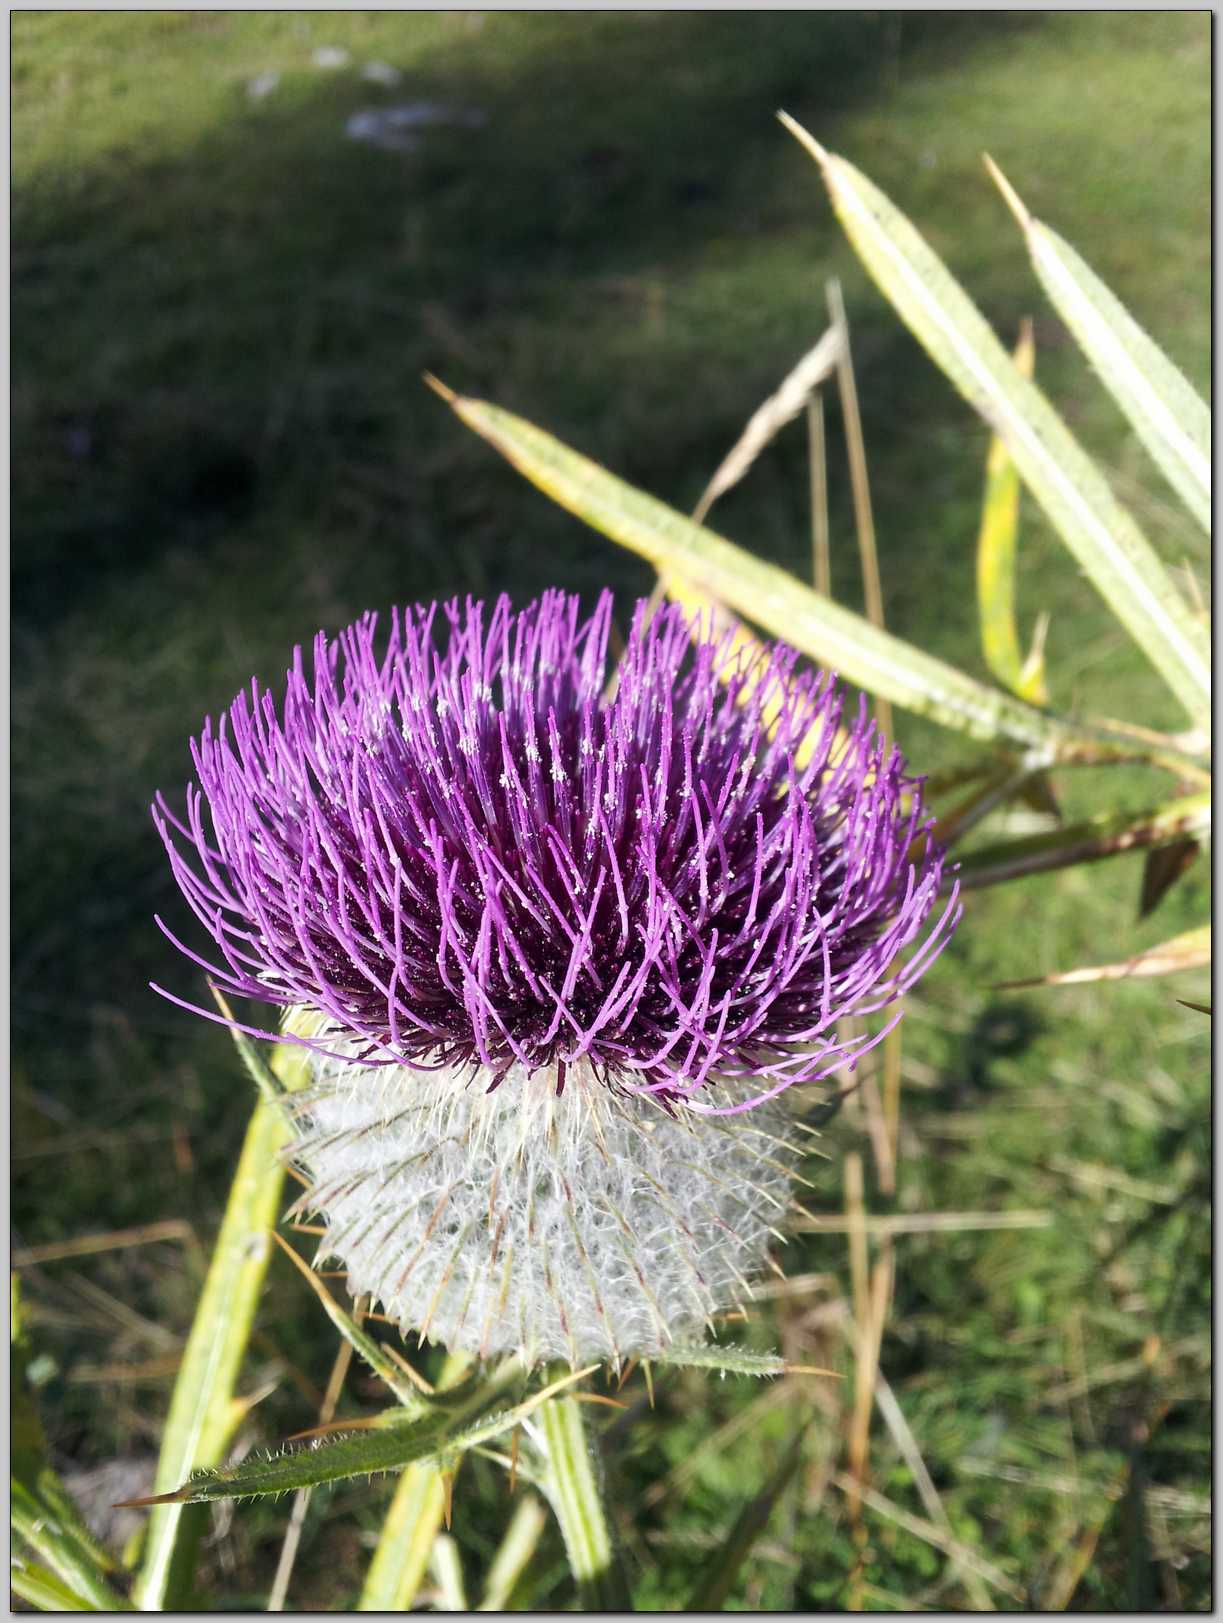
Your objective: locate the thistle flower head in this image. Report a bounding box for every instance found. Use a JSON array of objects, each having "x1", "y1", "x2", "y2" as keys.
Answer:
[
  {"x1": 155, "y1": 588, "x2": 954, "y2": 1109},
  {"x1": 155, "y1": 589, "x2": 957, "y2": 1364}
]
